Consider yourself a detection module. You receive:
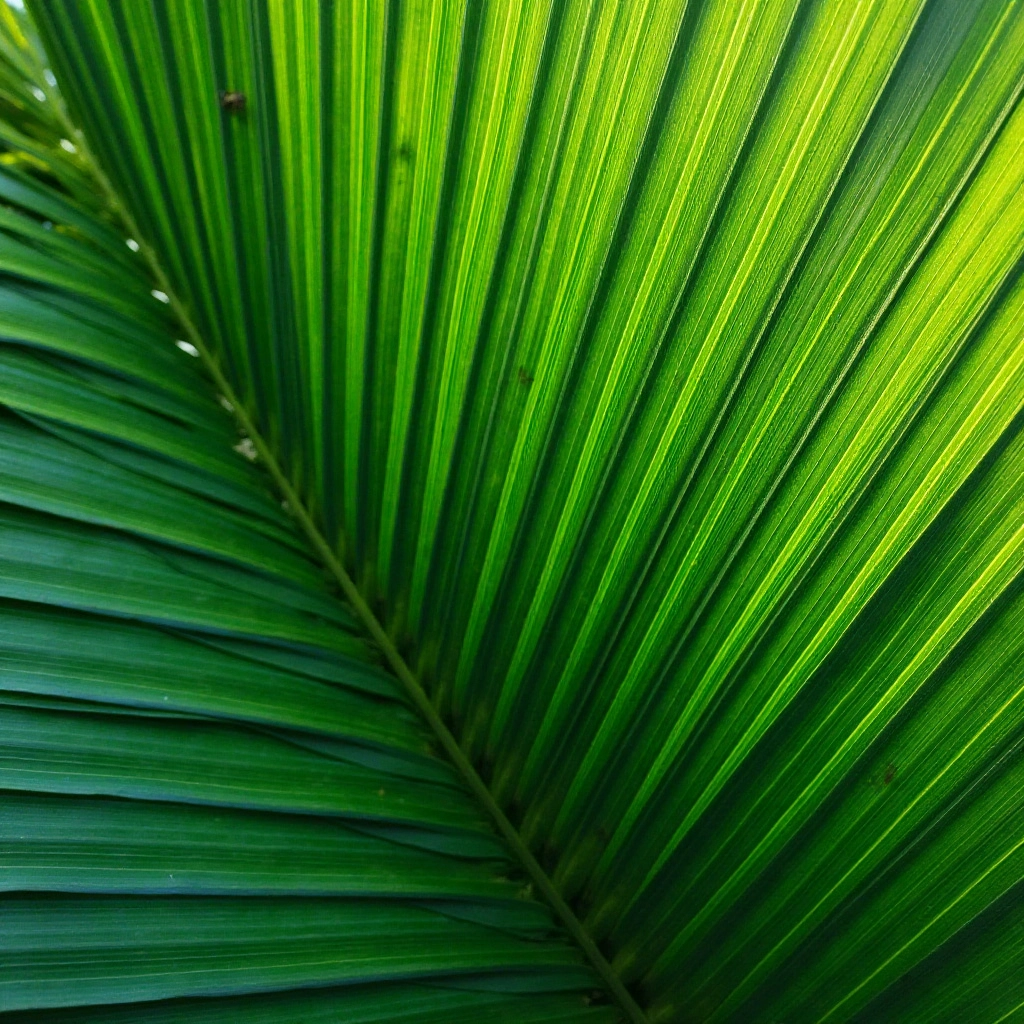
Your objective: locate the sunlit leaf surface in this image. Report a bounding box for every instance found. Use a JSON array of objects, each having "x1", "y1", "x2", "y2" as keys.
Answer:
[{"x1": 1, "y1": 1, "x2": 1023, "y2": 1020}]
